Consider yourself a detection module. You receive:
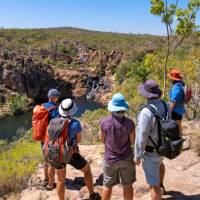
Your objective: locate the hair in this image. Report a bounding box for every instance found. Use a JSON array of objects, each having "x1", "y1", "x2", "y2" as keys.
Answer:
[
  {"x1": 112, "y1": 110, "x2": 126, "y2": 117},
  {"x1": 49, "y1": 96, "x2": 58, "y2": 103}
]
